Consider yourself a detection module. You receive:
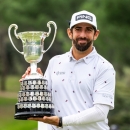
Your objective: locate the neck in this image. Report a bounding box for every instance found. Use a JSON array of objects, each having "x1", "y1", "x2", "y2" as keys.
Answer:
[{"x1": 72, "y1": 45, "x2": 93, "y2": 60}]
